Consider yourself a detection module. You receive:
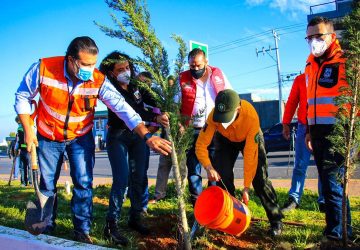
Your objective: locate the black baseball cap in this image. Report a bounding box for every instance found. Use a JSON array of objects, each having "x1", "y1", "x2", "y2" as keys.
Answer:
[{"x1": 213, "y1": 89, "x2": 240, "y2": 123}]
